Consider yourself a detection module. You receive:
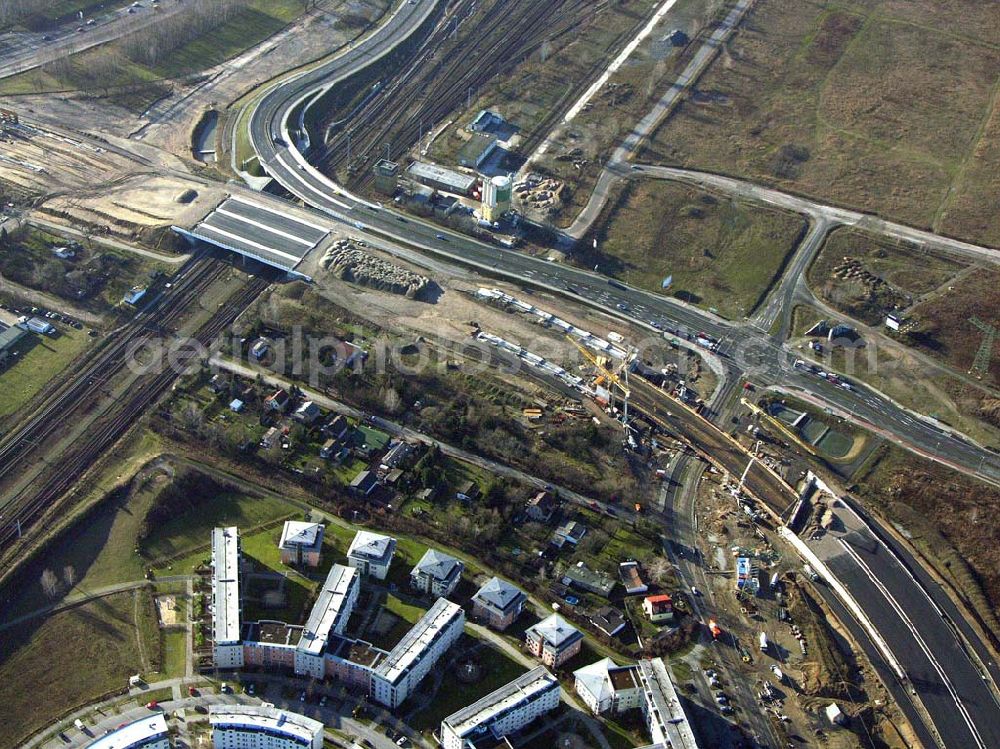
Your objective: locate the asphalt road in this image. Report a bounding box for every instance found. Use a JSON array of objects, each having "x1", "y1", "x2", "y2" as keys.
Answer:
[
  {"x1": 241, "y1": 4, "x2": 1000, "y2": 747},
  {"x1": 0, "y1": 1, "x2": 188, "y2": 80},
  {"x1": 244, "y1": 0, "x2": 1000, "y2": 489},
  {"x1": 810, "y1": 503, "x2": 1000, "y2": 749}
]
